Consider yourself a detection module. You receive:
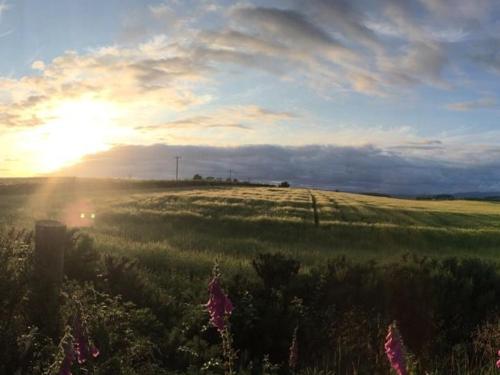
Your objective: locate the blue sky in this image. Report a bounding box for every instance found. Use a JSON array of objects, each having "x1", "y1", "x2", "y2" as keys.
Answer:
[{"x1": 0, "y1": 0, "x2": 499, "y2": 190}]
